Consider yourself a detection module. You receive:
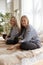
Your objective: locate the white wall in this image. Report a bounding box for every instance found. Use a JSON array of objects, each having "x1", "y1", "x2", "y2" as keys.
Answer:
[
  {"x1": 0, "y1": 0, "x2": 6, "y2": 14},
  {"x1": 21, "y1": 0, "x2": 33, "y2": 25},
  {"x1": 21, "y1": 0, "x2": 43, "y2": 32},
  {"x1": 13, "y1": 0, "x2": 20, "y2": 27},
  {"x1": 14, "y1": 0, "x2": 19, "y2": 11}
]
